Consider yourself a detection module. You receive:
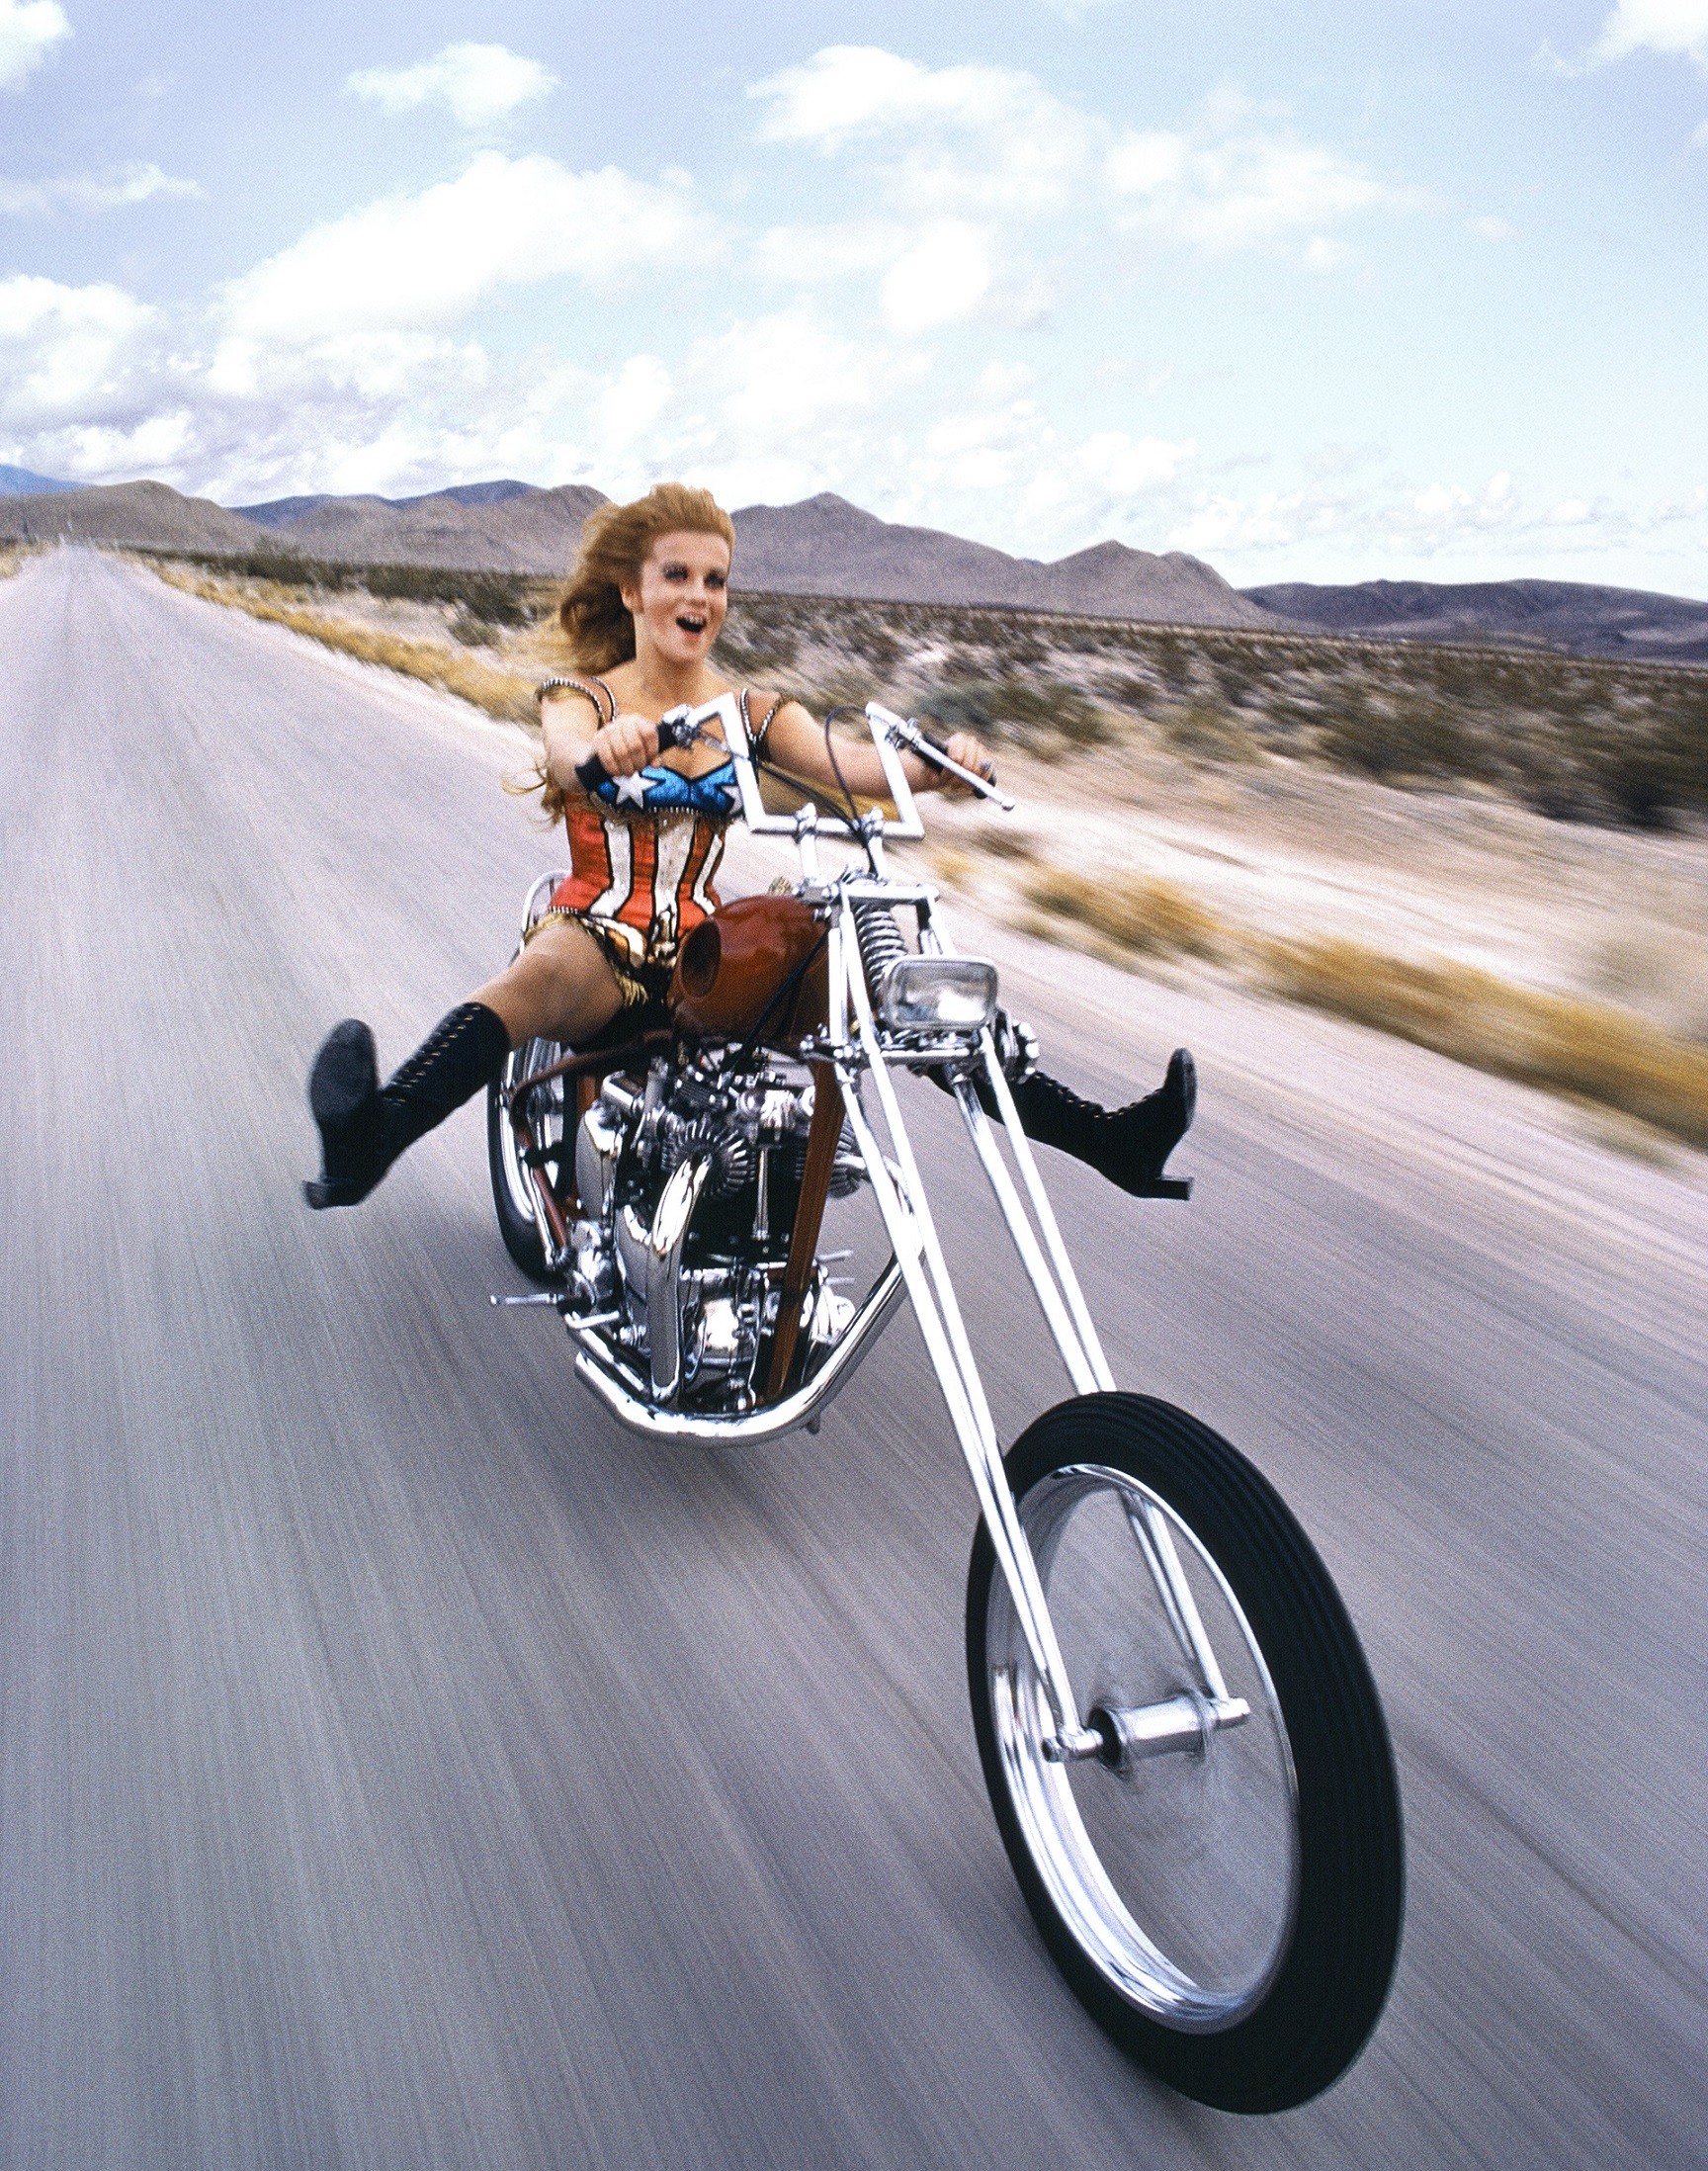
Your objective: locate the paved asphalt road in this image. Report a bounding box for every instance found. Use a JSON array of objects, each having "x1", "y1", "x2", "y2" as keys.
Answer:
[{"x1": 4, "y1": 549, "x2": 1706, "y2": 2168}]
